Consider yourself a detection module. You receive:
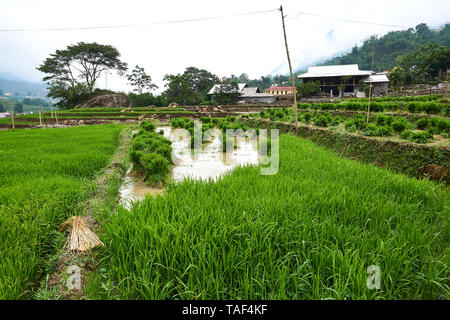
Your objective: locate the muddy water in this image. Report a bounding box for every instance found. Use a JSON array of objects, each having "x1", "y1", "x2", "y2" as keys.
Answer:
[{"x1": 119, "y1": 126, "x2": 260, "y2": 208}]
